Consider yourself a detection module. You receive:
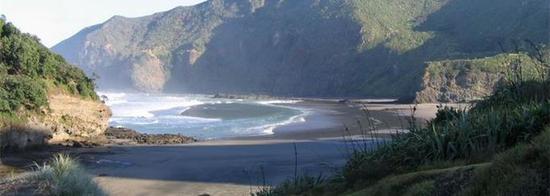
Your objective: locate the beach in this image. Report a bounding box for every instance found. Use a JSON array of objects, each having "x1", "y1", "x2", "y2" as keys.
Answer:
[
  {"x1": 83, "y1": 100, "x2": 449, "y2": 195},
  {"x1": 1, "y1": 100, "x2": 449, "y2": 196}
]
